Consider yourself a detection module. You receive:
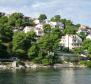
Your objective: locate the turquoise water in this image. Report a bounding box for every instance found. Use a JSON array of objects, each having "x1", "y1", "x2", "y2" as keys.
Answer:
[{"x1": 0, "y1": 68, "x2": 91, "y2": 84}]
